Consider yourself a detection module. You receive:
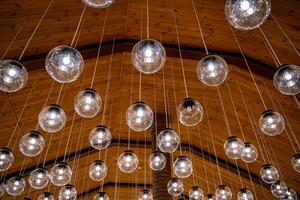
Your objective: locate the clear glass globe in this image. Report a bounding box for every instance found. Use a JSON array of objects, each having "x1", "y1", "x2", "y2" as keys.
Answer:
[
  {"x1": 58, "y1": 185, "x2": 77, "y2": 200},
  {"x1": 157, "y1": 128, "x2": 180, "y2": 153},
  {"x1": 148, "y1": 151, "x2": 166, "y2": 171},
  {"x1": 225, "y1": 0, "x2": 271, "y2": 30},
  {"x1": 0, "y1": 182, "x2": 5, "y2": 197},
  {"x1": 173, "y1": 156, "x2": 193, "y2": 178},
  {"x1": 282, "y1": 188, "x2": 298, "y2": 200},
  {"x1": 204, "y1": 194, "x2": 217, "y2": 200},
  {"x1": 177, "y1": 98, "x2": 204, "y2": 126},
  {"x1": 167, "y1": 178, "x2": 184, "y2": 197},
  {"x1": 94, "y1": 192, "x2": 110, "y2": 200},
  {"x1": 138, "y1": 189, "x2": 153, "y2": 200},
  {"x1": 38, "y1": 104, "x2": 67, "y2": 133},
  {"x1": 273, "y1": 64, "x2": 300, "y2": 95},
  {"x1": 5, "y1": 176, "x2": 26, "y2": 196},
  {"x1": 45, "y1": 45, "x2": 84, "y2": 83},
  {"x1": 28, "y1": 168, "x2": 50, "y2": 189},
  {"x1": 224, "y1": 136, "x2": 245, "y2": 160},
  {"x1": 89, "y1": 125, "x2": 112, "y2": 150},
  {"x1": 38, "y1": 192, "x2": 55, "y2": 200},
  {"x1": 259, "y1": 110, "x2": 285, "y2": 136},
  {"x1": 196, "y1": 55, "x2": 228, "y2": 86},
  {"x1": 241, "y1": 142, "x2": 258, "y2": 163},
  {"x1": 82, "y1": 0, "x2": 115, "y2": 8},
  {"x1": 271, "y1": 181, "x2": 288, "y2": 198},
  {"x1": 0, "y1": 59, "x2": 28, "y2": 93},
  {"x1": 0, "y1": 147, "x2": 14, "y2": 171},
  {"x1": 131, "y1": 39, "x2": 166, "y2": 74},
  {"x1": 118, "y1": 150, "x2": 139, "y2": 173},
  {"x1": 74, "y1": 88, "x2": 101, "y2": 118},
  {"x1": 237, "y1": 188, "x2": 253, "y2": 200},
  {"x1": 19, "y1": 131, "x2": 45, "y2": 157},
  {"x1": 89, "y1": 160, "x2": 107, "y2": 181},
  {"x1": 260, "y1": 164, "x2": 279, "y2": 184},
  {"x1": 126, "y1": 102, "x2": 153, "y2": 132},
  {"x1": 50, "y1": 162, "x2": 72, "y2": 186},
  {"x1": 215, "y1": 185, "x2": 232, "y2": 200},
  {"x1": 189, "y1": 186, "x2": 204, "y2": 200},
  {"x1": 291, "y1": 153, "x2": 300, "y2": 173}
]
